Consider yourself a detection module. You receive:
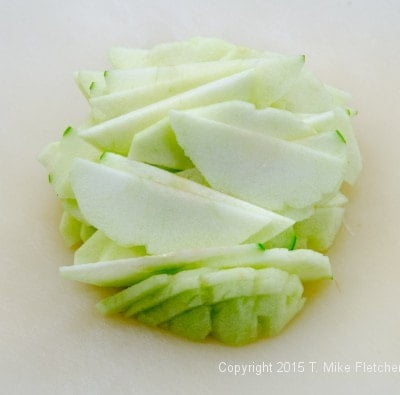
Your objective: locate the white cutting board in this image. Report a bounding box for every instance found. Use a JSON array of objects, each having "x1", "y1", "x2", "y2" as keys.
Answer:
[{"x1": 1, "y1": 1, "x2": 399, "y2": 394}]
